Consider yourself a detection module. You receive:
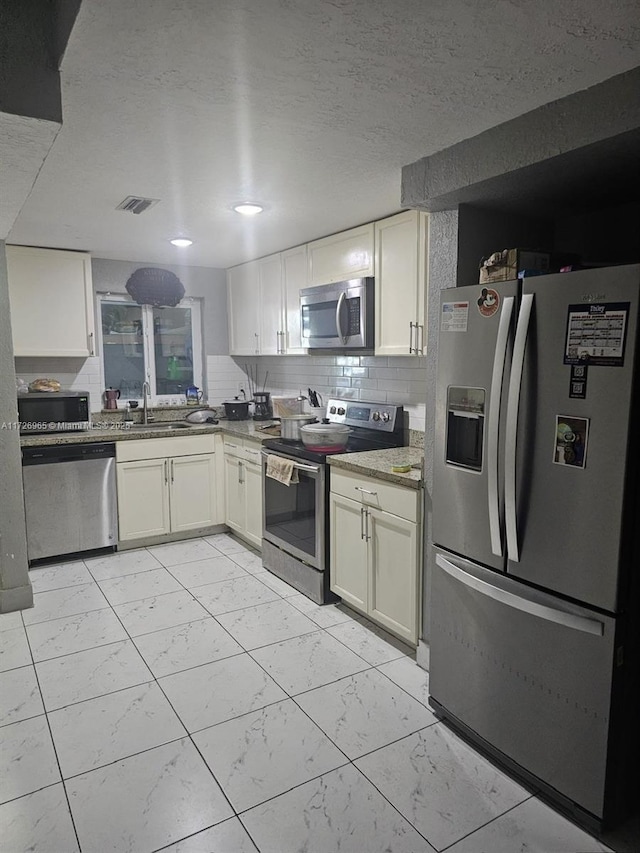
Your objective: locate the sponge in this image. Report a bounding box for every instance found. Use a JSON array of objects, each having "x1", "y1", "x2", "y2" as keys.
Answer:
[{"x1": 391, "y1": 464, "x2": 411, "y2": 473}]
